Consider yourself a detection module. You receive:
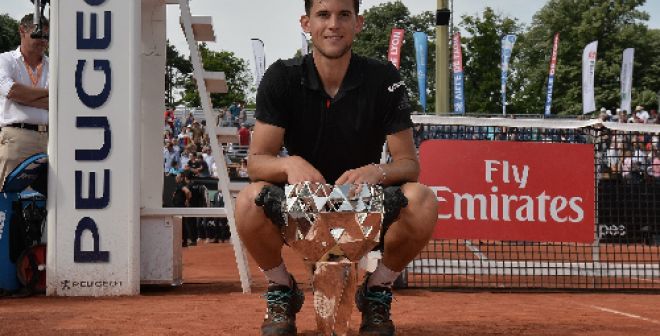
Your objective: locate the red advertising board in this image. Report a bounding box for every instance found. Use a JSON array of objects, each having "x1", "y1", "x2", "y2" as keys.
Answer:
[{"x1": 419, "y1": 140, "x2": 595, "y2": 243}]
